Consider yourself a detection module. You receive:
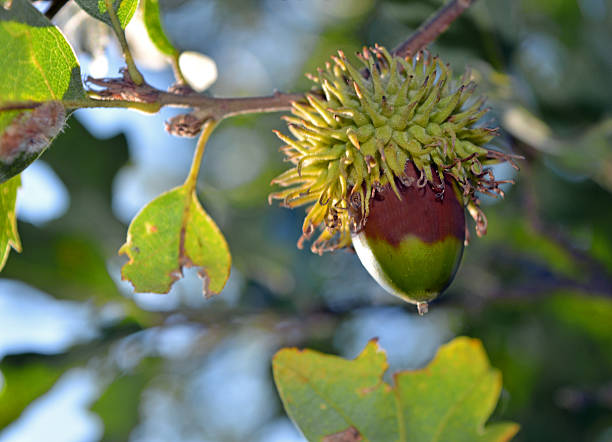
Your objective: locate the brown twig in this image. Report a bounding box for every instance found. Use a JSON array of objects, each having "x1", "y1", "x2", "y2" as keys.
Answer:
[
  {"x1": 0, "y1": 87, "x2": 305, "y2": 119},
  {"x1": 2, "y1": 1, "x2": 475, "y2": 127},
  {"x1": 190, "y1": 91, "x2": 308, "y2": 120},
  {"x1": 393, "y1": 0, "x2": 477, "y2": 58},
  {"x1": 2, "y1": 0, "x2": 475, "y2": 121}
]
